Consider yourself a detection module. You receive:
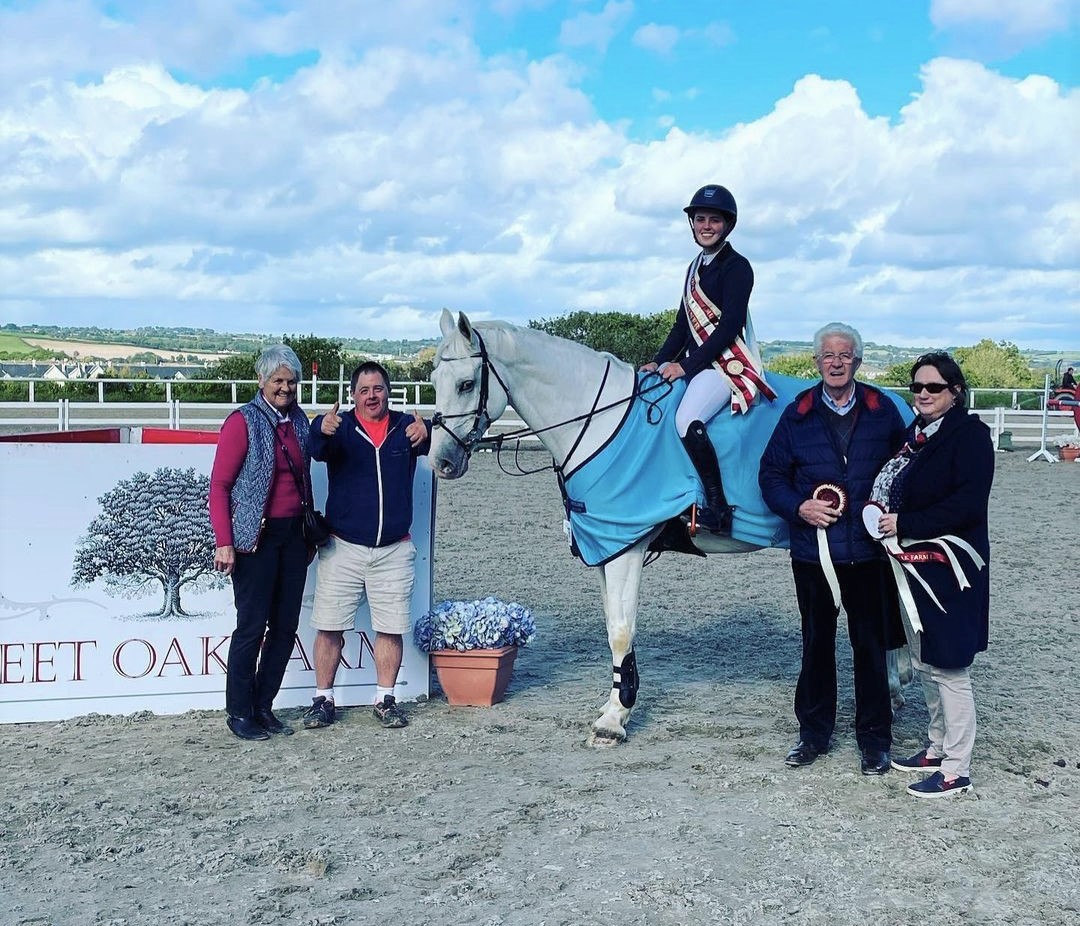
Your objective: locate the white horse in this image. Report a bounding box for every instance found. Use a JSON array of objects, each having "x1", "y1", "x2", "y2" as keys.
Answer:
[{"x1": 429, "y1": 309, "x2": 910, "y2": 746}]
